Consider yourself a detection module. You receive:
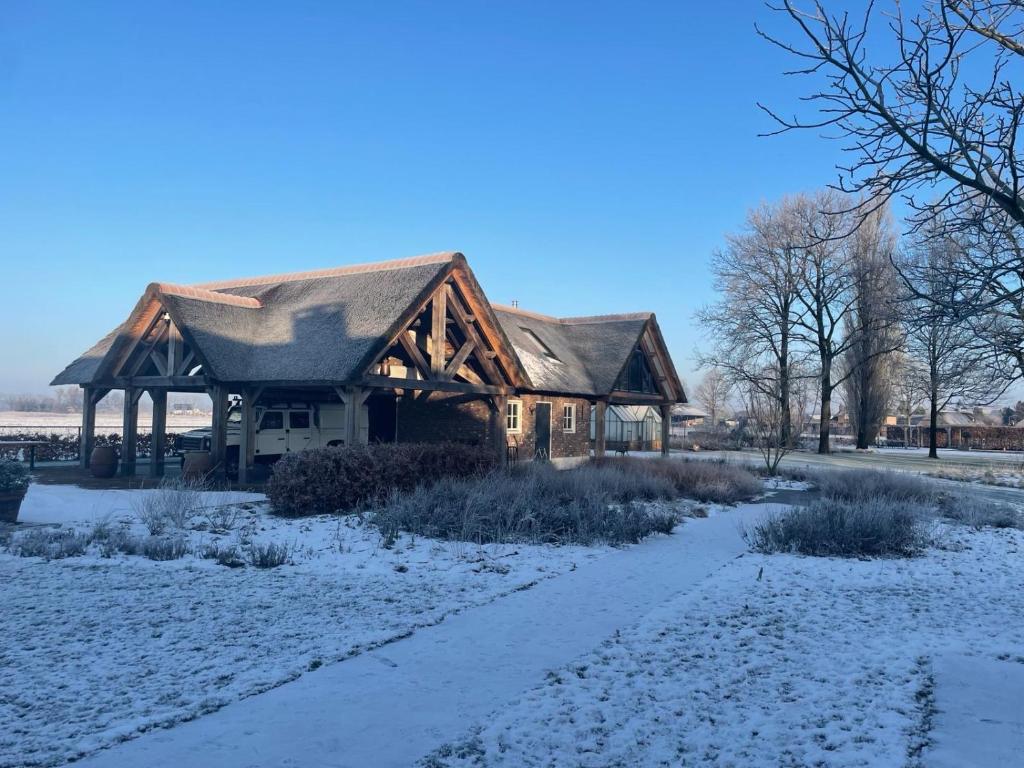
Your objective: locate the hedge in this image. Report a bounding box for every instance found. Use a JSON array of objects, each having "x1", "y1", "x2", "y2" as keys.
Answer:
[{"x1": 266, "y1": 442, "x2": 497, "y2": 516}]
